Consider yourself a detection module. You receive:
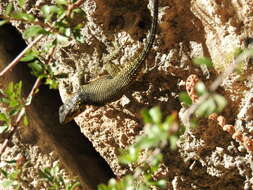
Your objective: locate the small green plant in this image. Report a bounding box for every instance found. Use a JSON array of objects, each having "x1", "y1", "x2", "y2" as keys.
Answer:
[
  {"x1": 0, "y1": 0, "x2": 87, "y2": 89},
  {"x1": 20, "y1": 49, "x2": 61, "y2": 89},
  {"x1": 0, "y1": 82, "x2": 28, "y2": 134},
  {"x1": 194, "y1": 82, "x2": 227, "y2": 117},
  {"x1": 1, "y1": 0, "x2": 86, "y2": 41},
  {"x1": 180, "y1": 87, "x2": 227, "y2": 119},
  {"x1": 39, "y1": 165, "x2": 81, "y2": 190},
  {"x1": 193, "y1": 56, "x2": 213, "y2": 68},
  {"x1": 181, "y1": 56, "x2": 227, "y2": 119},
  {"x1": 0, "y1": 158, "x2": 29, "y2": 190},
  {"x1": 0, "y1": 159, "x2": 81, "y2": 190},
  {"x1": 98, "y1": 107, "x2": 184, "y2": 190},
  {"x1": 0, "y1": 166, "x2": 22, "y2": 189}
]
